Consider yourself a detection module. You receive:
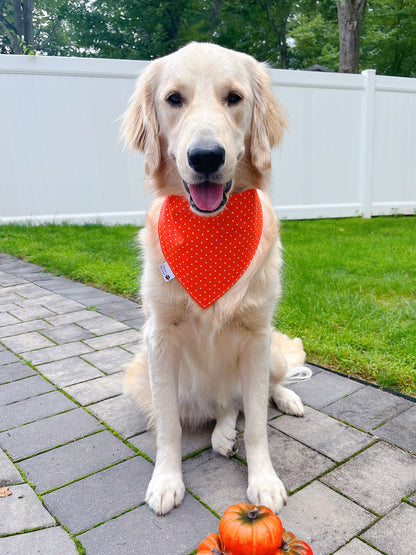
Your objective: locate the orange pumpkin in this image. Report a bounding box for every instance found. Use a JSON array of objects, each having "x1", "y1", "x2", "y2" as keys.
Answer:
[
  {"x1": 197, "y1": 533, "x2": 231, "y2": 554},
  {"x1": 275, "y1": 529, "x2": 313, "y2": 554},
  {"x1": 219, "y1": 503, "x2": 283, "y2": 555}
]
